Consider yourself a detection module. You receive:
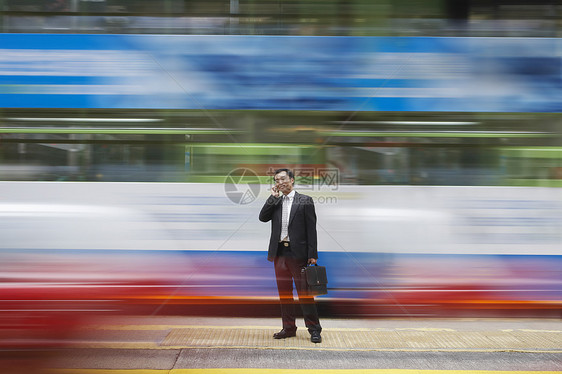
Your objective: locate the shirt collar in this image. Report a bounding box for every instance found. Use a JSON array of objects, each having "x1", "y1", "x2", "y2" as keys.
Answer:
[{"x1": 283, "y1": 190, "x2": 296, "y2": 199}]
